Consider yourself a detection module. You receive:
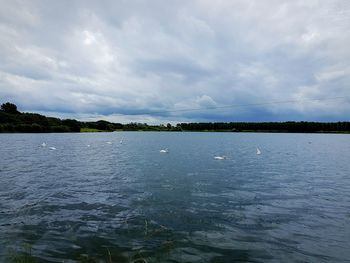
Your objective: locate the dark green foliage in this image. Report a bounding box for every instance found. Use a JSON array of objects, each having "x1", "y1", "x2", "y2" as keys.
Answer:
[
  {"x1": 47, "y1": 117, "x2": 62, "y2": 126},
  {"x1": 50, "y1": 125, "x2": 71, "y2": 132},
  {"x1": 123, "y1": 122, "x2": 141, "y2": 131},
  {"x1": 178, "y1": 121, "x2": 350, "y2": 133},
  {"x1": 0, "y1": 111, "x2": 17, "y2": 123},
  {"x1": 62, "y1": 119, "x2": 81, "y2": 132},
  {"x1": 0, "y1": 102, "x2": 349, "y2": 133},
  {"x1": 0, "y1": 102, "x2": 125, "y2": 133},
  {"x1": 122, "y1": 122, "x2": 172, "y2": 131},
  {"x1": 1, "y1": 102, "x2": 19, "y2": 114},
  {"x1": 96, "y1": 120, "x2": 111, "y2": 131},
  {"x1": 80, "y1": 121, "x2": 123, "y2": 131}
]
